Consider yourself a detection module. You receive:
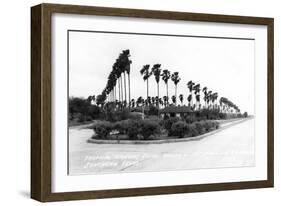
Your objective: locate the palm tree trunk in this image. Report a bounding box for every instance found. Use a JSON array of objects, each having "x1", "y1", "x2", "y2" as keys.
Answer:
[
  {"x1": 166, "y1": 82, "x2": 169, "y2": 101},
  {"x1": 146, "y1": 79, "x2": 149, "y2": 100},
  {"x1": 175, "y1": 85, "x2": 177, "y2": 105},
  {"x1": 113, "y1": 87, "x2": 116, "y2": 101},
  {"x1": 123, "y1": 72, "x2": 127, "y2": 104},
  {"x1": 157, "y1": 83, "x2": 159, "y2": 107},
  {"x1": 118, "y1": 79, "x2": 121, "y2": 102},
  {"x1": 120, "y1": 76, "x2": 123, "y2": 102},
  {"x1": 191, "y1": 92, "x2": 193, "y2": 108},
  {"x1": 128, "y1": 73, "x2": 131, "y2": 109}
]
